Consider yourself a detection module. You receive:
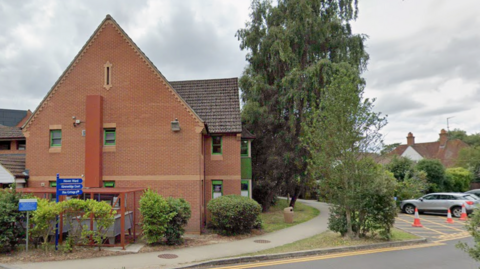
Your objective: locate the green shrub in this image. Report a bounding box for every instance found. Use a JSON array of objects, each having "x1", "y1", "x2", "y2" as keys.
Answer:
[
  {"x1": 139, "y1": 189, "x2": 175, "y2": 244},
  {"x1": 0, "y1": 187, "x2": 25, "y2": 253},
  {"x1": 60, "y1": 198, "x2": 88, "y2": 252},
  {"x1": 207, "y1": 195, "x2": 262, "y2": 235},
  {"x1": 445, "y1": 167, "x2": 473, "y2": 192},
  {"x1": 30, "y1": 199, "x2": 61, "y2": 252},
  {"x1": 81, "y1": 200, "x2": 116, "y2": 250},
  {"x1": 165, "y1": 198, "x2": 191, "y2": 245}
]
